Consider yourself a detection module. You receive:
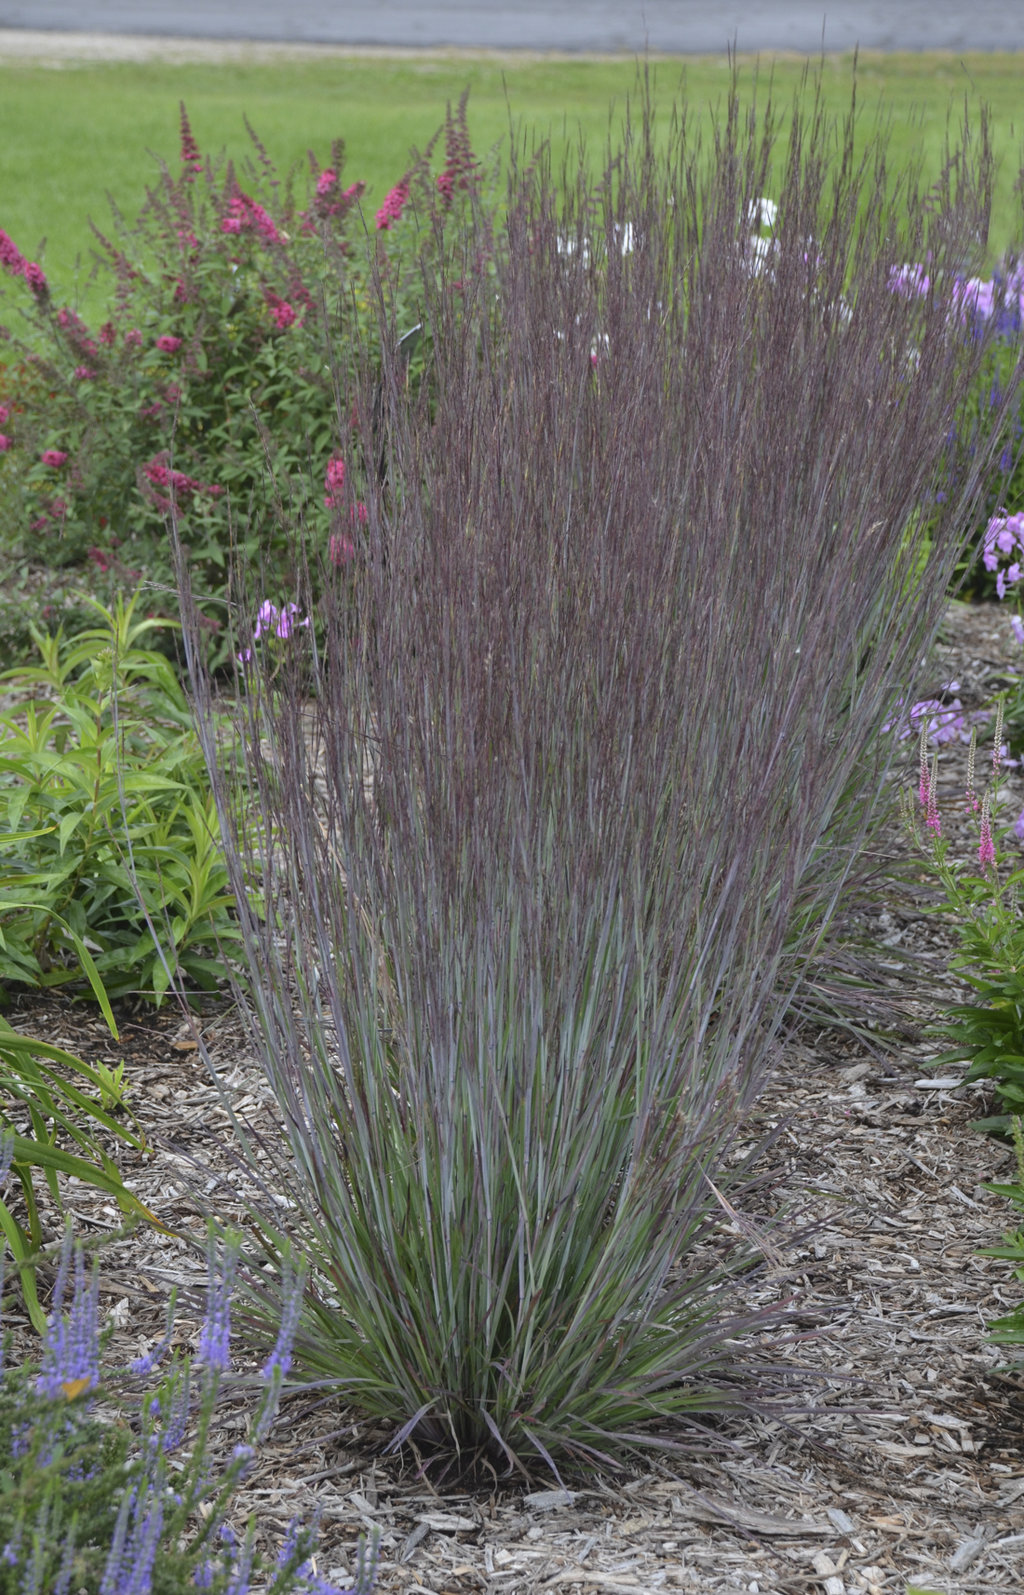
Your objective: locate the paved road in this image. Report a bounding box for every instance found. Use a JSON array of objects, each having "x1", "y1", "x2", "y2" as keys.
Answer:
[{"x1": 0, "y1": 2, "x2": 1023, "y2": 56}]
